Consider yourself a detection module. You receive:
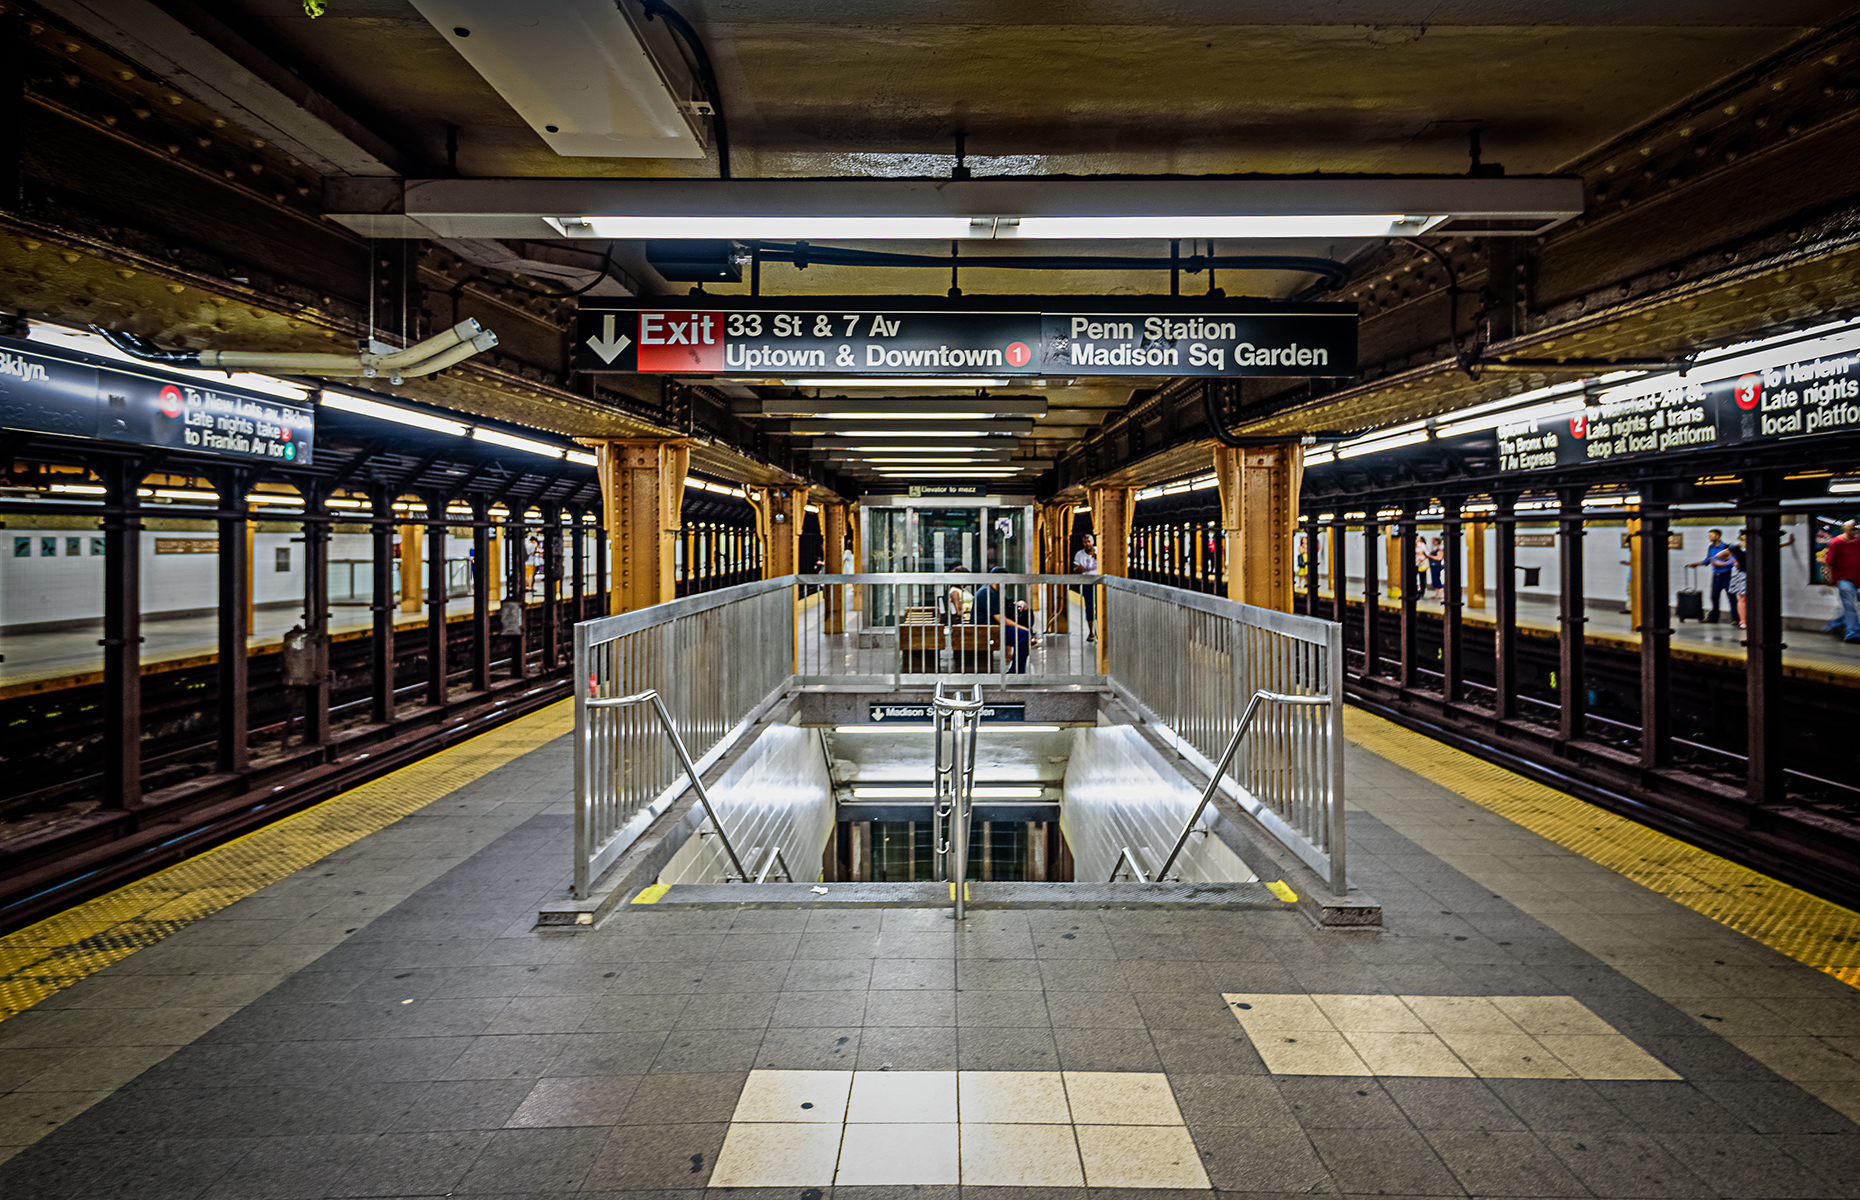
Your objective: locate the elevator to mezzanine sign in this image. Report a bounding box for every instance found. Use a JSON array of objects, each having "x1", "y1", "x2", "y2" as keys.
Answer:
[{"x1": 572, "y1": 301, "x2": 1357, "y2": 378}]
